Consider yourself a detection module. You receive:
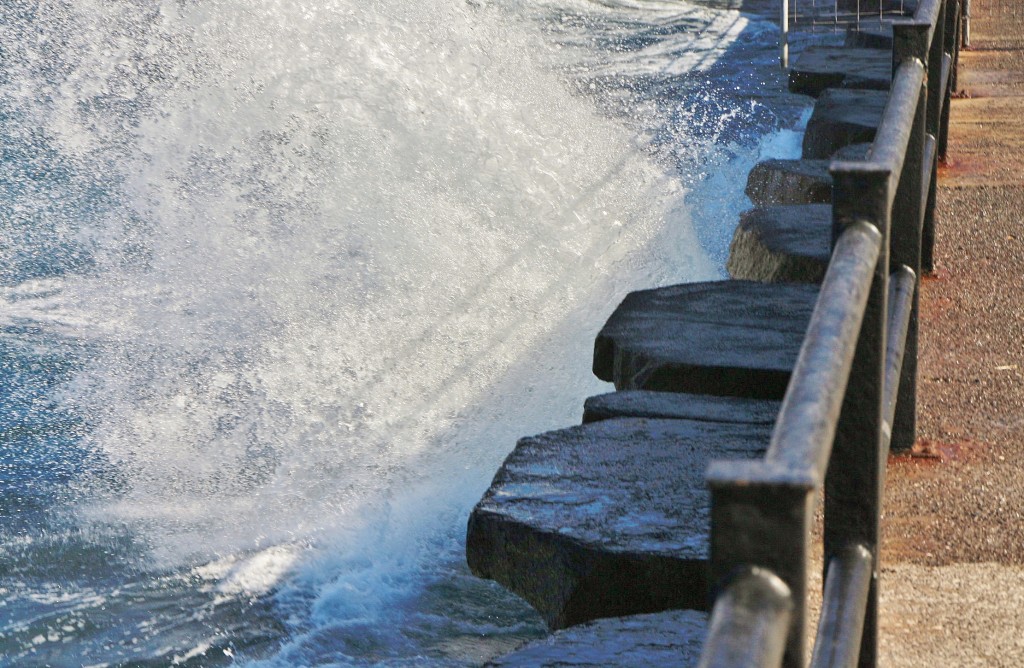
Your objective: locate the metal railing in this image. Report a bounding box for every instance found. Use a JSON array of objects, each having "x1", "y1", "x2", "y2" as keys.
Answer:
[
  {"x1": 780, "y1": 0, "x2": 914, "y2": 67},
  {"x1": 776, "y1": 0, "x2": 967, "y2": 67},
  {"x1": 700, "y1": 0, "x2": 959, "y2": 665}
]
